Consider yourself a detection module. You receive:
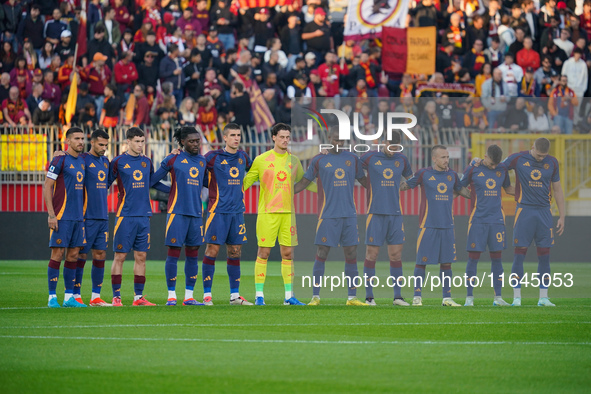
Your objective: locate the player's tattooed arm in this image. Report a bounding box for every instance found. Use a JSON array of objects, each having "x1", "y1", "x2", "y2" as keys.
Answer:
[
  {"x1": 294, "y1": 177, "x2": 312, "y2": 194},
  {"x1": 504, "y1": 185, "x2": 515, "y2": 195},
  {"x1": 454, "y1": 187, "x2": 471, "y2": 199}
]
